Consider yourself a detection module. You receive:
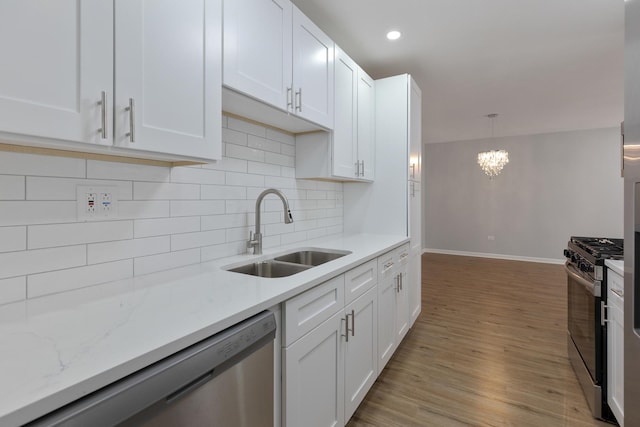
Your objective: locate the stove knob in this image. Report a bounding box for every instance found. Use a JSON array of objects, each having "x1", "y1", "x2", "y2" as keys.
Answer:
[
  {"x1": 571, "y1": 254, "x2": 578, "y2": 263},
  {"x1": 563, "y1": 249, "x2": 571, "y2": 258}
]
